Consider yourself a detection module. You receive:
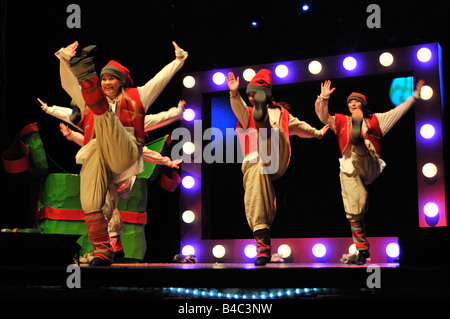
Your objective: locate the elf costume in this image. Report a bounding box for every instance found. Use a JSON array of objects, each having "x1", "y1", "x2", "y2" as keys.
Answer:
[
  {"x1": 315, "y1": 86, "x2": 421, "y2": 264},
  {"x1": 59, "y1": 42, "x2": 187, "y2": 266},
  {"x1": 229, "y1": 69, "x2": 327, "y2": 265}
]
